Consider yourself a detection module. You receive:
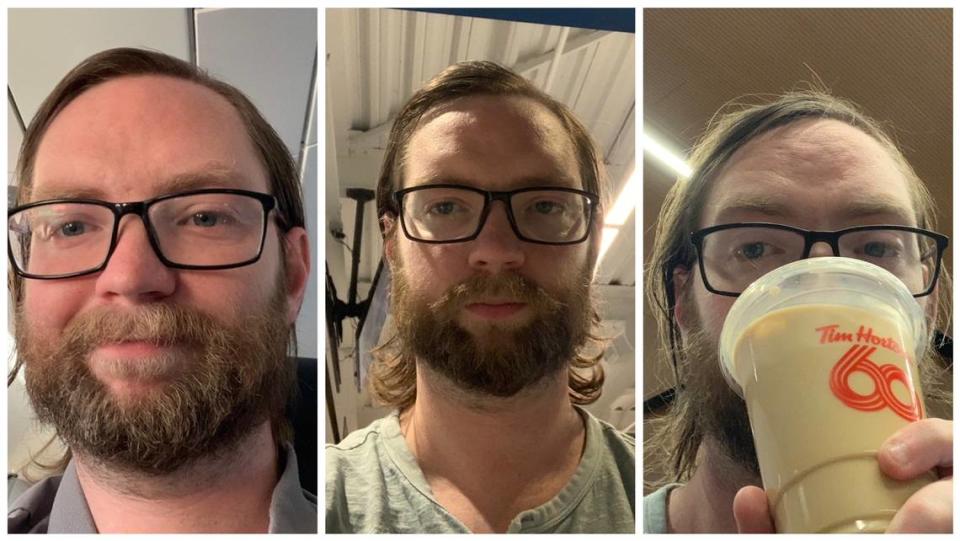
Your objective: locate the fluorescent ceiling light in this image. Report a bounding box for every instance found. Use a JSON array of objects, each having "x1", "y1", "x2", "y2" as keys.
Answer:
[
  {"x1": 597, "y1": 226, "x2": 620, "y2": 269},
  {"x1": 595, "y1": 165, "x2": 637, "y2": 271},
  {"x1": 605, "y1": 168, "x2": 637, "y2": 226},
  {"x1": 643, "y1": 131, "x2": 692, "y2": 179}
]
